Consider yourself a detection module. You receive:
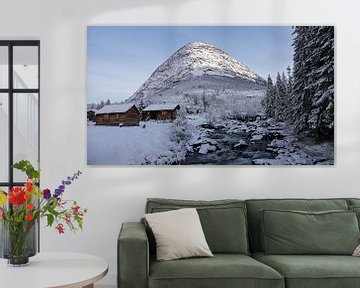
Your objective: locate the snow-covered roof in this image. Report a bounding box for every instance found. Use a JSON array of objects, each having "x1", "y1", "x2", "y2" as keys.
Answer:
[
  {"x1": 143, "y1": 103, "x2": 180, "y2": 112},
  {"x1": 96, "y1": 104, "x2": 136, "y2": 115}
]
